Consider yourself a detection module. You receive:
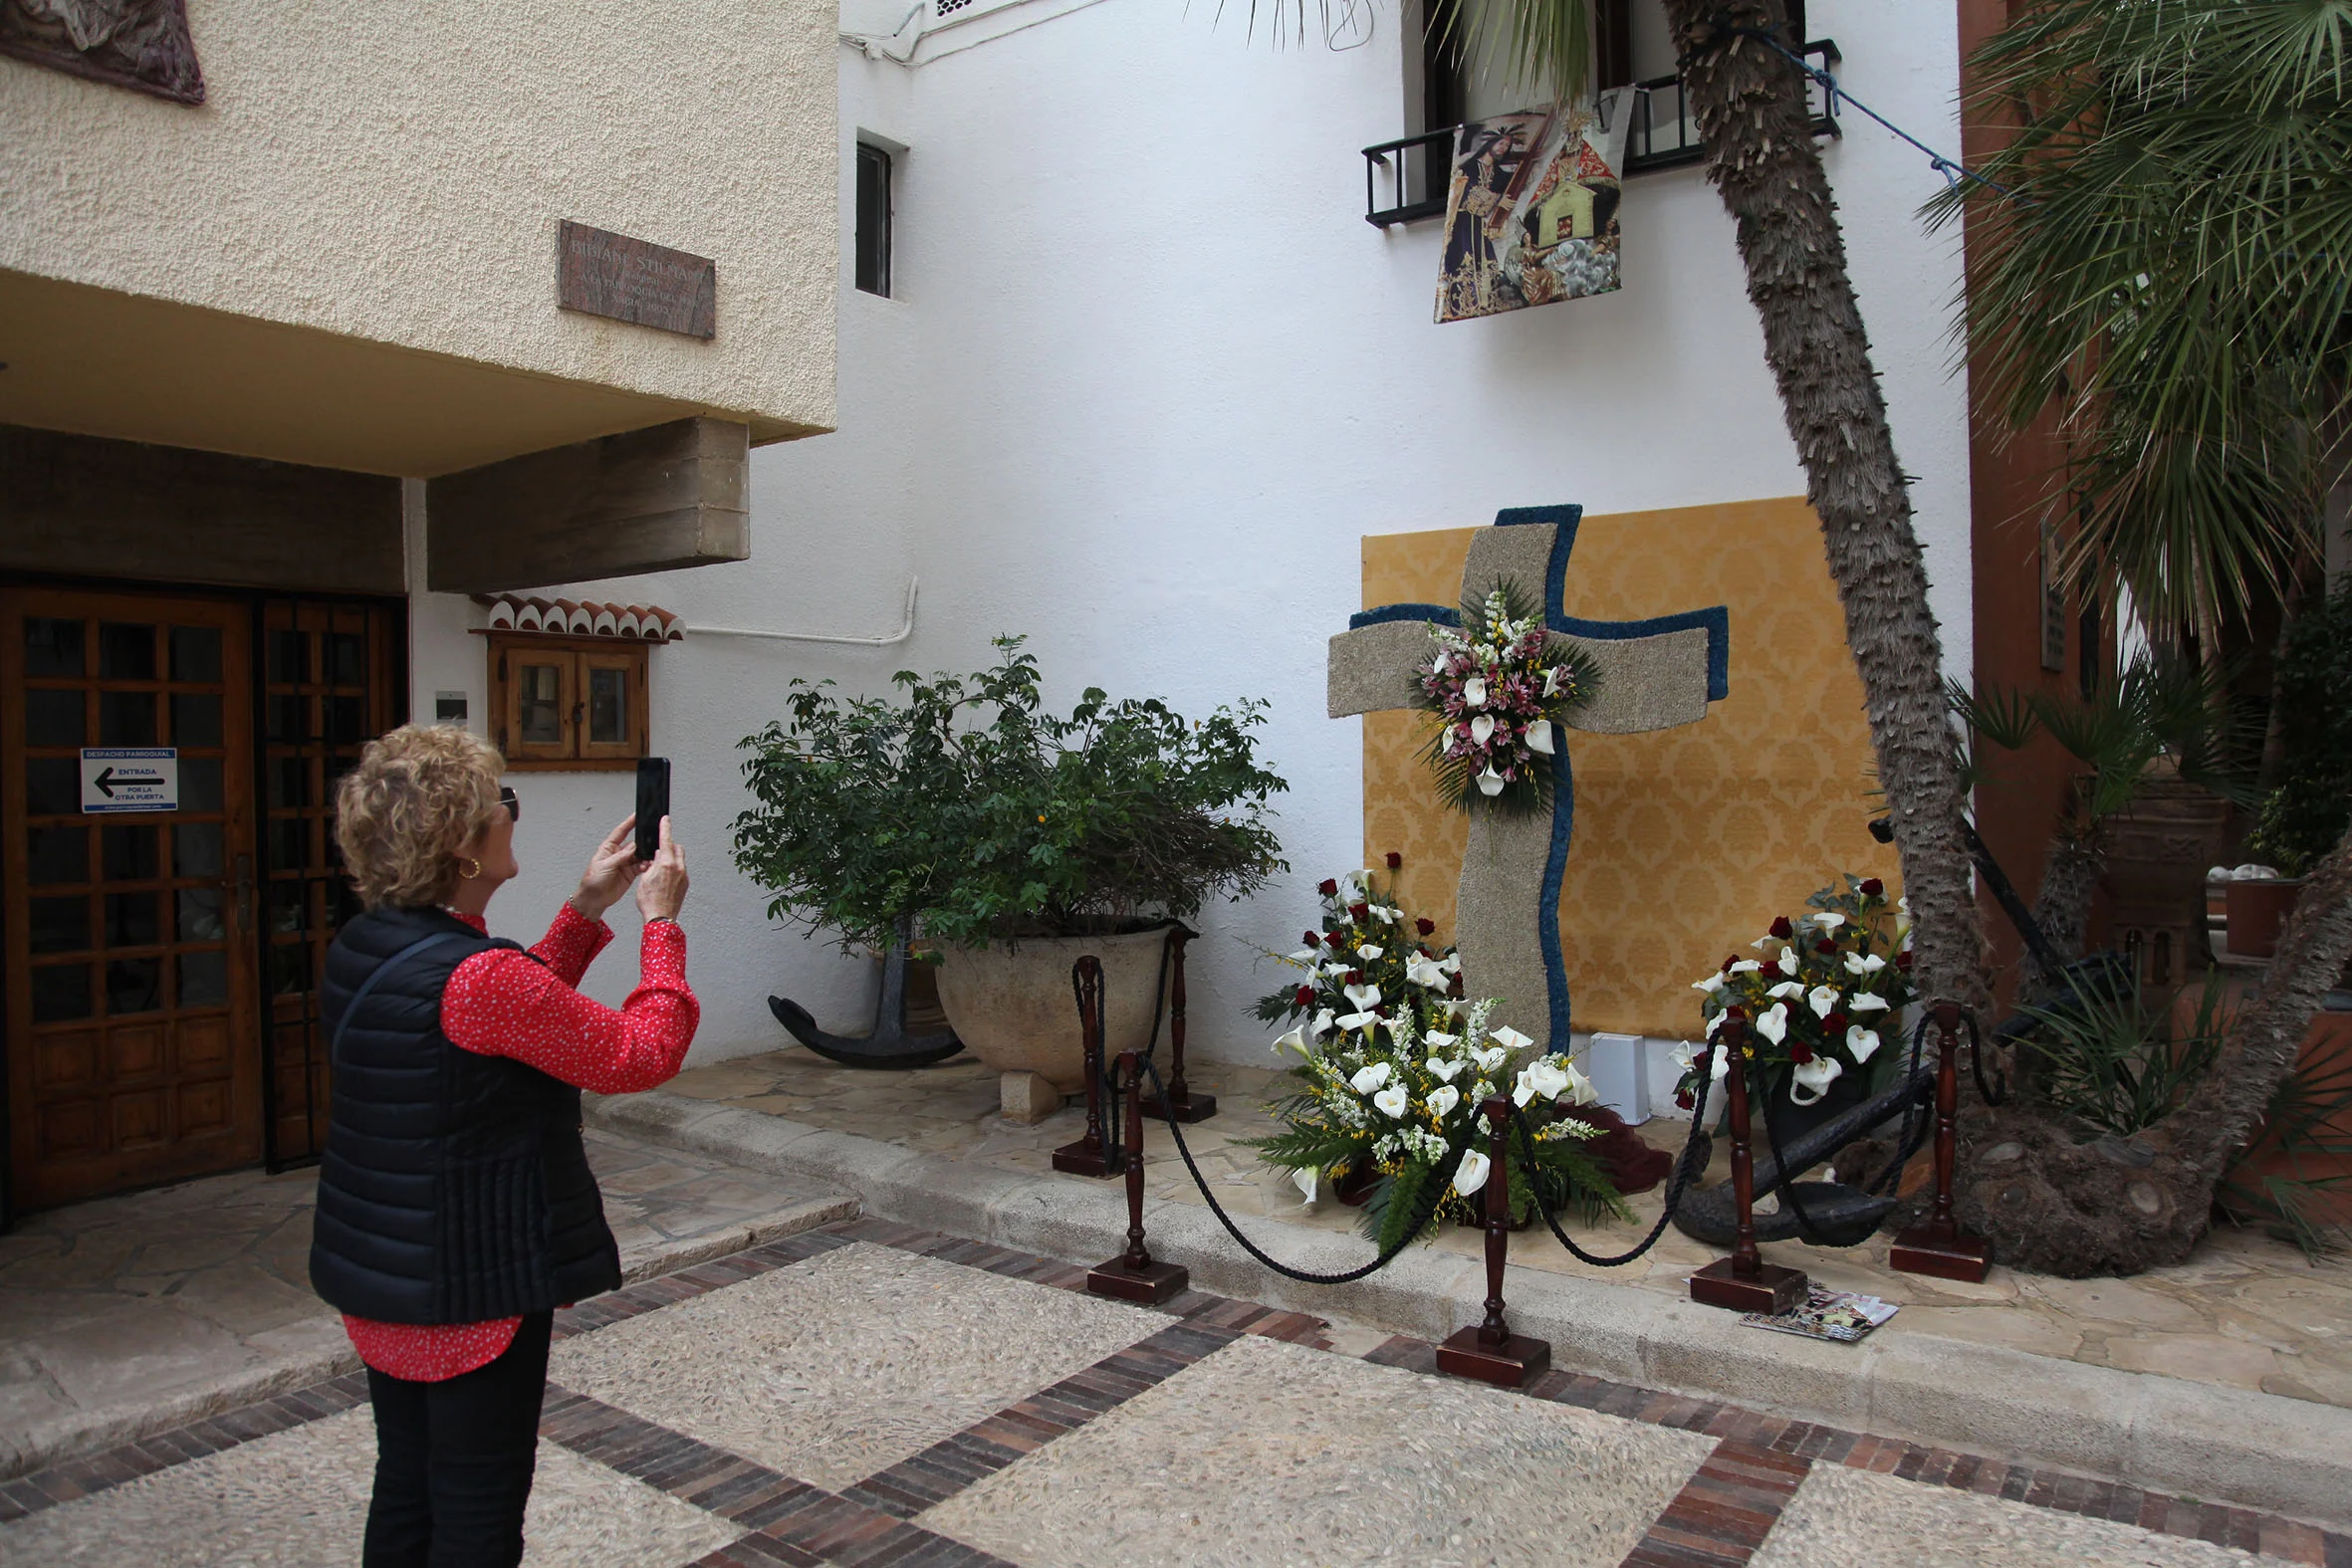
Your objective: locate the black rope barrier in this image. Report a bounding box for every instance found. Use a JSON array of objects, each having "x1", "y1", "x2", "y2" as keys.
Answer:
[
  {"x1": 1507, "y1": 1053, "x2": 1720, "y2": 1268},
  {"x1": 1755, "y1": 1012, "x2": 1934, "y2": 1246},
  {"x1": 1133, "y1": 1054, "x2": 1462, "y2": 1285}
]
